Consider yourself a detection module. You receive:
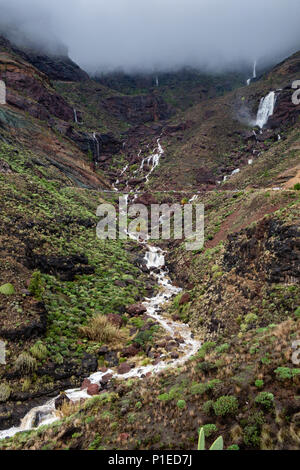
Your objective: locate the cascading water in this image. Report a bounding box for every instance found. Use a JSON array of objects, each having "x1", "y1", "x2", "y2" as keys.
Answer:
[
  {"x1": 74, "y1": 108, "x2": 78, "y2": 124},
  {"x1": 139, "y1": 139, "x2": 164, "y2": 183},
  {"x1": 0, "y1": 193, "x2": 201, "y2": 441},
  {"x1": 256, "y1": 91, "x2": 276, "y2": 129},
  {"x1": 246, "y1": 60, "x2": 257, "y2": 86},
  {"x1": 92, "y1": 132, "x2": 100, "y2": 162}
]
